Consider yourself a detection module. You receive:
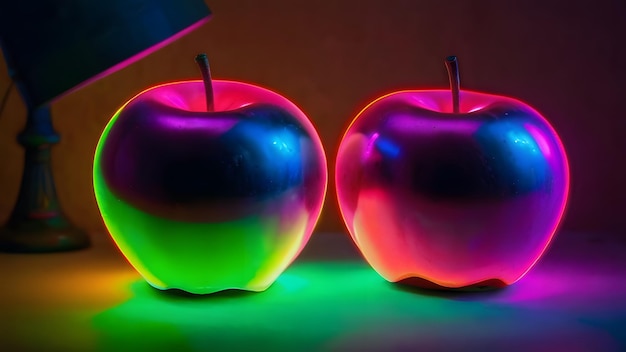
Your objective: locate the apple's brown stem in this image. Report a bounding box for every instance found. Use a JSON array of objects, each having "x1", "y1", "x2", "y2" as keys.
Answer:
[
  {"x1": 195, "y1": 53, "x2": 214, "y2": 112},
  {"x1": 445, "y1": 55, "x2": 460, "y2": 113}
]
